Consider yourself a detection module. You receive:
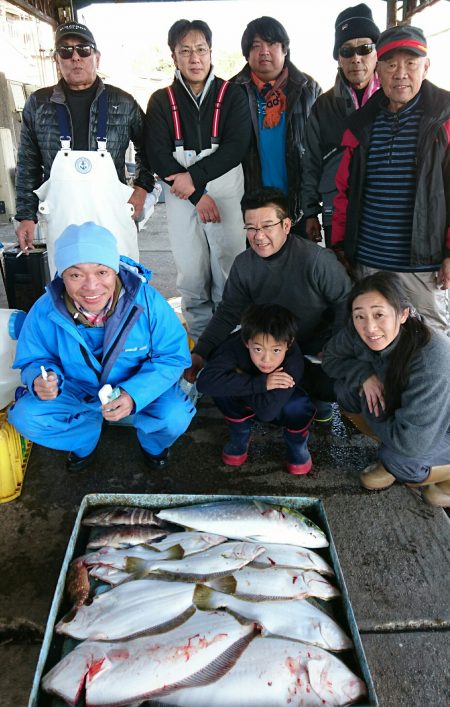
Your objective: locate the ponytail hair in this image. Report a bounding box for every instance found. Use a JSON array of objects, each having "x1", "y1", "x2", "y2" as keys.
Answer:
[{"x1": 348, "y1": 272, "x2": 431, "y2": 415}]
